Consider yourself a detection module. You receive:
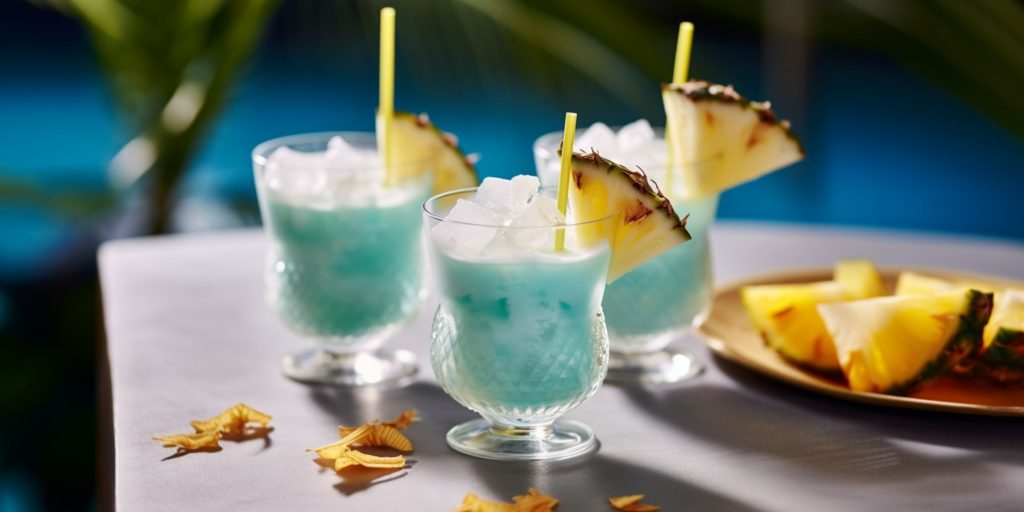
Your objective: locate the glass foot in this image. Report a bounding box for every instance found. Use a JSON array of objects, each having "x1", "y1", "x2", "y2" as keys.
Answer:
[
  {"x1": 445, "y1": 418, "x2": 598, "y2": 461},
  {"x1": 605, "y1": 346, "x2": 702, "y2": 385},
  {"x1": 282, "y1": 348, "x2": 417, "y2": 387}
]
